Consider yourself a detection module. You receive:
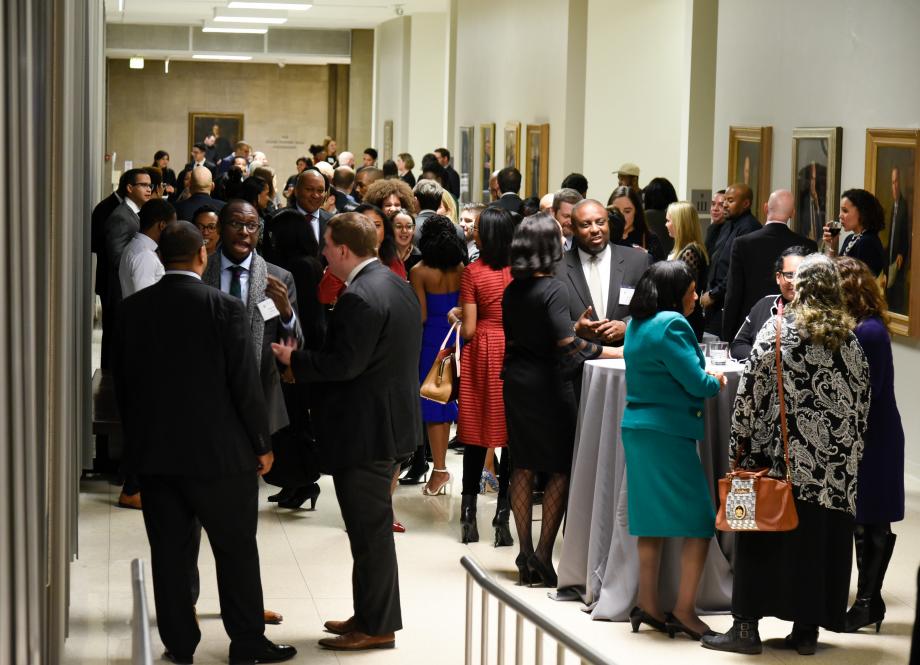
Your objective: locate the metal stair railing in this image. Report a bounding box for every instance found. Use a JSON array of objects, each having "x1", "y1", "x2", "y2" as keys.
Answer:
[{"x1": 131, "y1": 559, "x2": 154, "y2": 665}]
